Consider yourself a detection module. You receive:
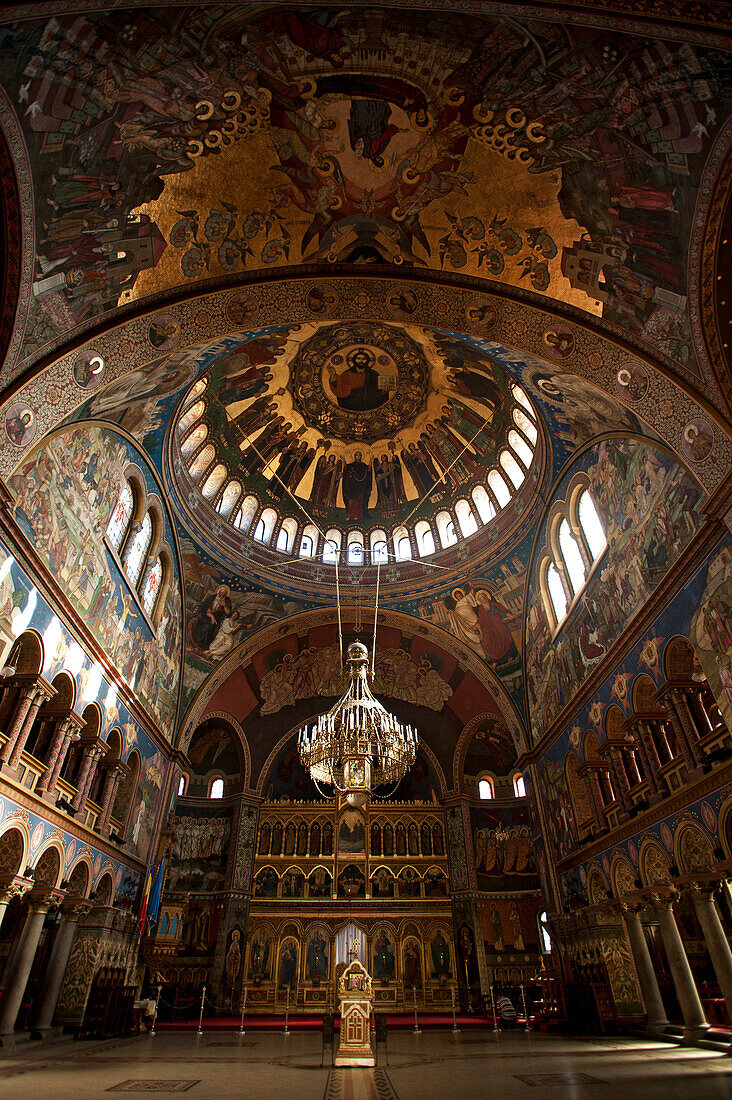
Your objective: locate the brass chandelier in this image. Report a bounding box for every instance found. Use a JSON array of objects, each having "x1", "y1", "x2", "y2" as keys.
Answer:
[{"x1": 297, "y1": 640, "x2": 418, "y2": 808}]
